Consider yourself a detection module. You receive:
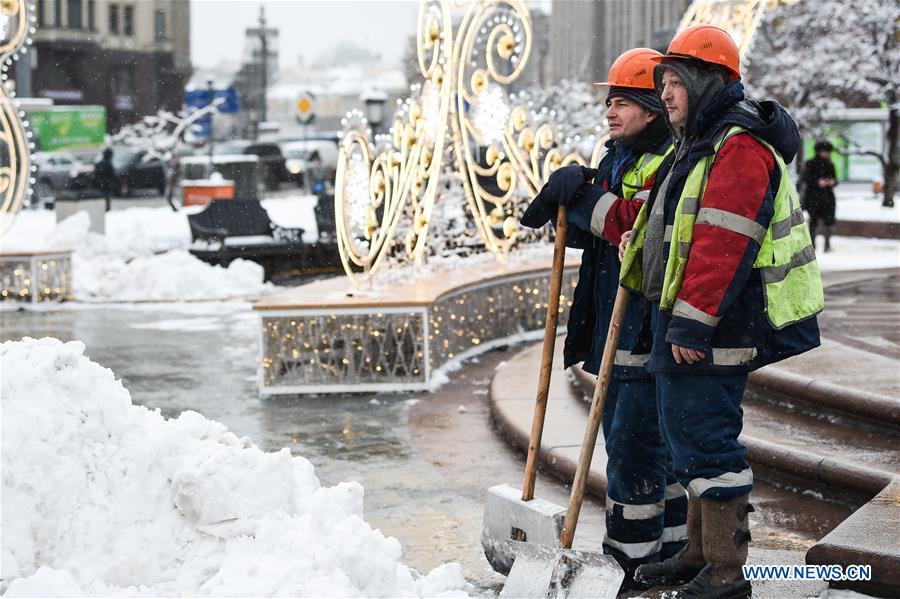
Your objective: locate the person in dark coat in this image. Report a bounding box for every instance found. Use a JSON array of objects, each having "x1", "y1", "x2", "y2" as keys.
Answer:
[
  {"x1": 802, "y1": 141, "x2": 838, "y2": 251},
  {"x1": 93, "y1": 148, "x2": 118, "y2": 212}
]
